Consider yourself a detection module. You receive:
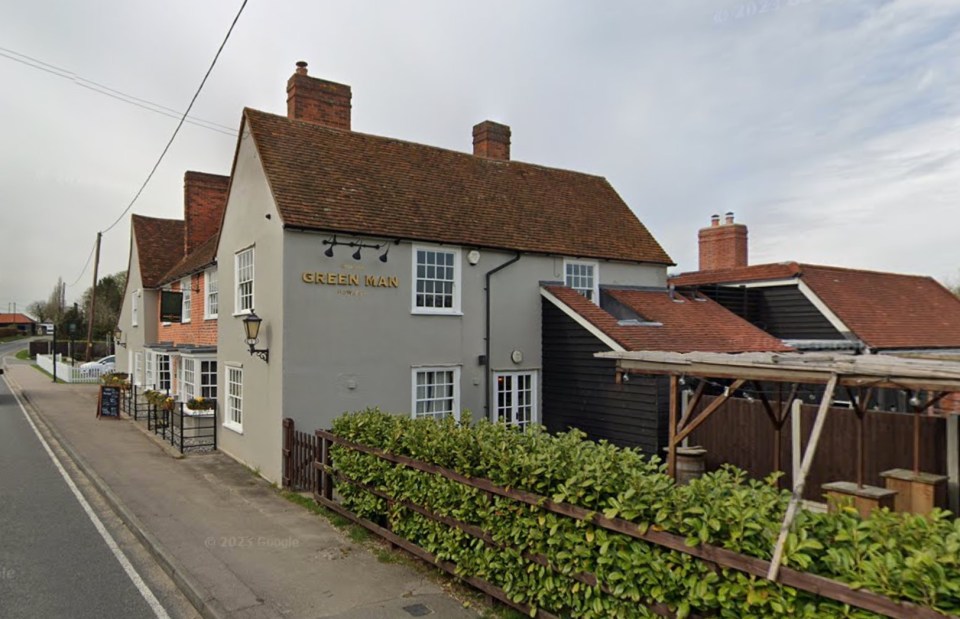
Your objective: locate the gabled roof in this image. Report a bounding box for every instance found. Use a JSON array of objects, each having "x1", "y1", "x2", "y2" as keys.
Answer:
[
  {"x1": 243, "y1": 108, "x2": 674, "y2": 265},
  {"x1": 131, "y1": 215, "x2": 184, "y2": 288},
  {"x1": 542, "y1": 285, "x2": 792, "y2": 353},
  {"x1": 0, "y1": 313, "x2": 35, "y2": 324},
  {"x1": 671, "y1": 263, "x2": 960, "y2": 350},
  {"x1": 158, "y1": 232, "x2": 218, "y2": 285}
]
